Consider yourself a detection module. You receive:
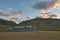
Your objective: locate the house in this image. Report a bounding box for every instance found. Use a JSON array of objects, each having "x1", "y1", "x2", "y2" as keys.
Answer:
[{"x1": 14, "y1": 26, "x2": 32, "y2": 31}]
